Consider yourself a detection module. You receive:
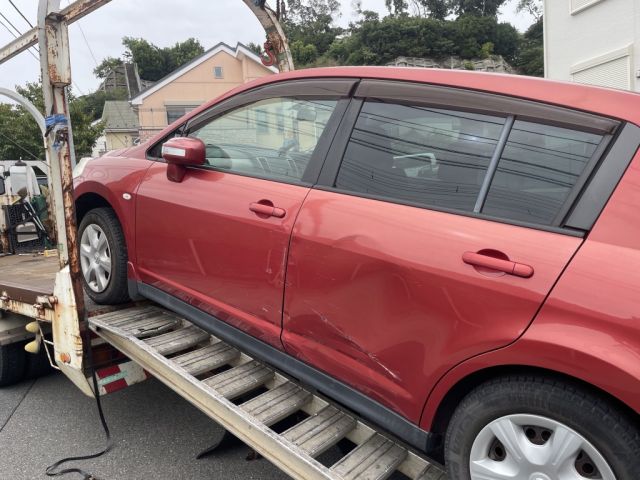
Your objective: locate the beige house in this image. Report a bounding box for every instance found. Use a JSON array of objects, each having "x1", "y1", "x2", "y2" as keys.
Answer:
[{"x1": 130, "y1": 42, "x2": 277, "y2": 141}]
